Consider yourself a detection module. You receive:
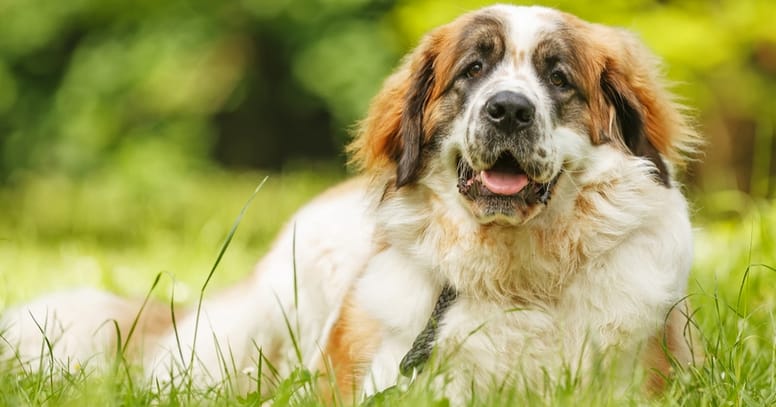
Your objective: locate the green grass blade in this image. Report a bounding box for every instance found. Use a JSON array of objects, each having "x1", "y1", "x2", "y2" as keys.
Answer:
[{"x1": 187, "y1": 177, "x2": 268, "y2": 377}]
